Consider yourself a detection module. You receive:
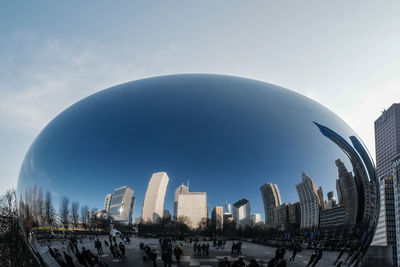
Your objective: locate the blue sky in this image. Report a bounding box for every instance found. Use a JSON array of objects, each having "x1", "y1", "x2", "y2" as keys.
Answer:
[{"x1": 2, "y1": 1, "x2": 400, "y2": 196}]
